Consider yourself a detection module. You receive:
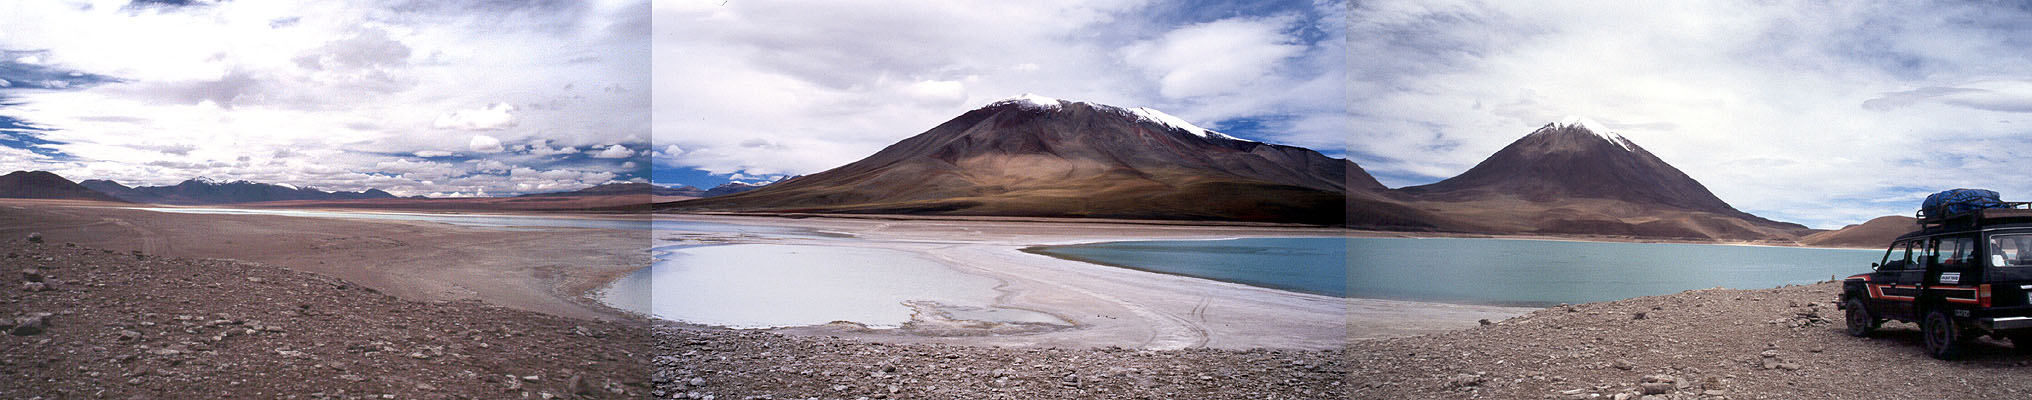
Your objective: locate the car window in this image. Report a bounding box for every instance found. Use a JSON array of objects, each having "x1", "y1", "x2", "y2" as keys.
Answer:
[
  {"x1": 1992, "y1": 234, "x2": 2032, "y2": 267},
  {"x1": 1939, "y1": 236, "x2": 1977, "y2": 271},
  {"x1": 1882, "y1": 240, "x2": 1914, "y2": 270}
]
